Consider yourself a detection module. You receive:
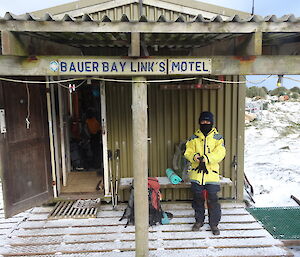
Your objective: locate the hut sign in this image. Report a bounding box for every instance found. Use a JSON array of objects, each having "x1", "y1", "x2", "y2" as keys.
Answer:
[{"x1": 48, "y1": 58, "x2": 211, "y2": 75}]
